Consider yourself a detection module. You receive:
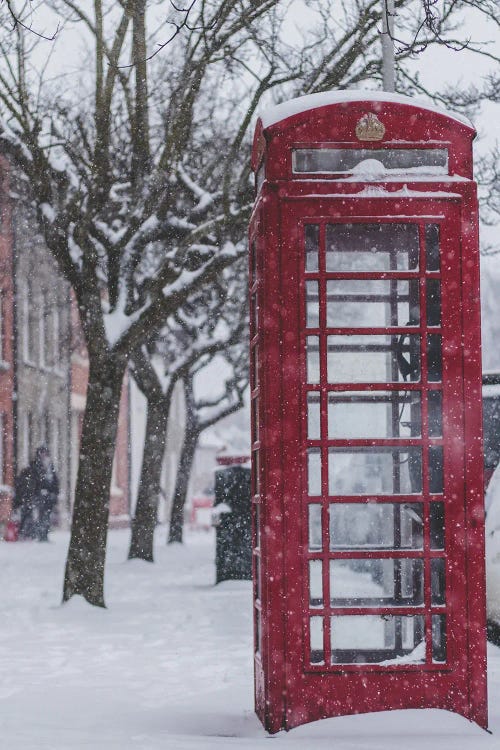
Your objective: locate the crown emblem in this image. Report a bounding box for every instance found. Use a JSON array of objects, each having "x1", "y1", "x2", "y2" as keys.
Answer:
[{"x1": 355, "y1": 113, "x2": 385, "y2": 141}]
